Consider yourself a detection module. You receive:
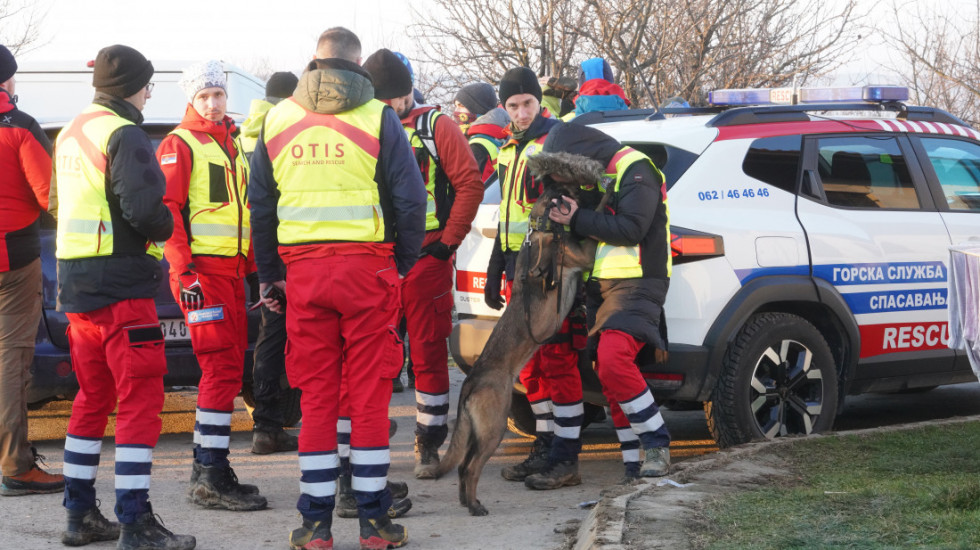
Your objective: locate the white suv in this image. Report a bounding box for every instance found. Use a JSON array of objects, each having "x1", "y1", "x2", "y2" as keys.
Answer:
[{"x1": 450, "y1": 86, "x2": 980, "y2": 447}]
